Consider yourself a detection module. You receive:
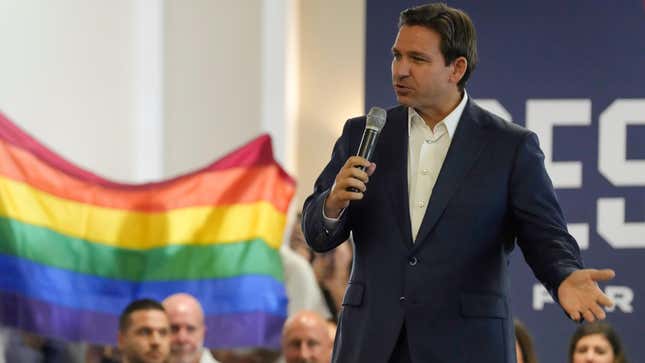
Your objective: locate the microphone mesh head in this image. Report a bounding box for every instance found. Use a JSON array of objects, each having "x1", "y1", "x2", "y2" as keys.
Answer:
[{"x1": 366, "y1": 107, "x2": 387, "y2": 131}]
